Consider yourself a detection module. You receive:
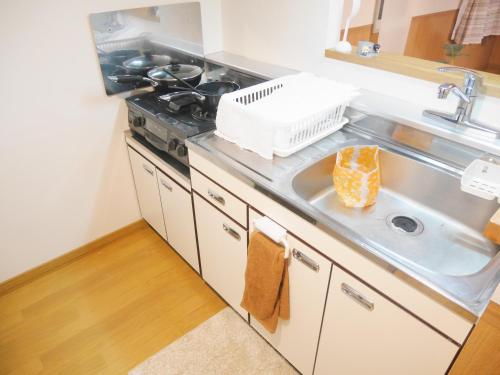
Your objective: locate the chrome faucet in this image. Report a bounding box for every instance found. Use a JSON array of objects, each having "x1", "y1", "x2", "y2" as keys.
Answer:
[{"x1": 423, "y1": 66, "x2": 499, "y2": 138}]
